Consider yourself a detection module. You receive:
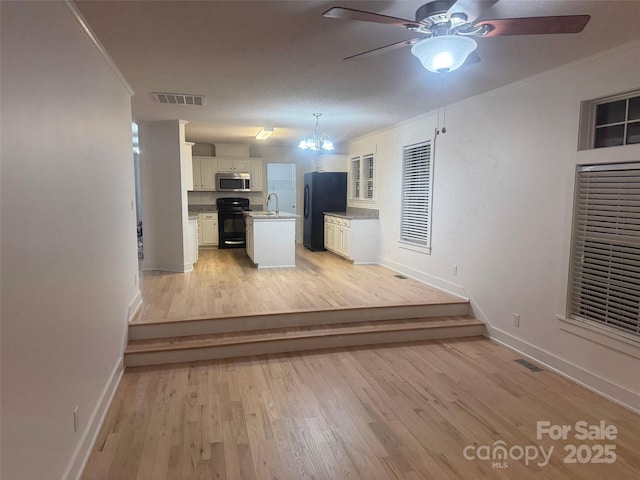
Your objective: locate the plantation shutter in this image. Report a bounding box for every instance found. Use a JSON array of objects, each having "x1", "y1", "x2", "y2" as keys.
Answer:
[
  {"x1": 570, "y1": 163, "x2": 640, "y2": 336},
  {"x1": 351, "y1": 156, "x2": 360, "y2": 200},
  {"x1": 363, "y1": 154, "x2": 375, "y2": 200},
  {"x1": 401, "y1": 141, "x2": 432, "y2": 247}
]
